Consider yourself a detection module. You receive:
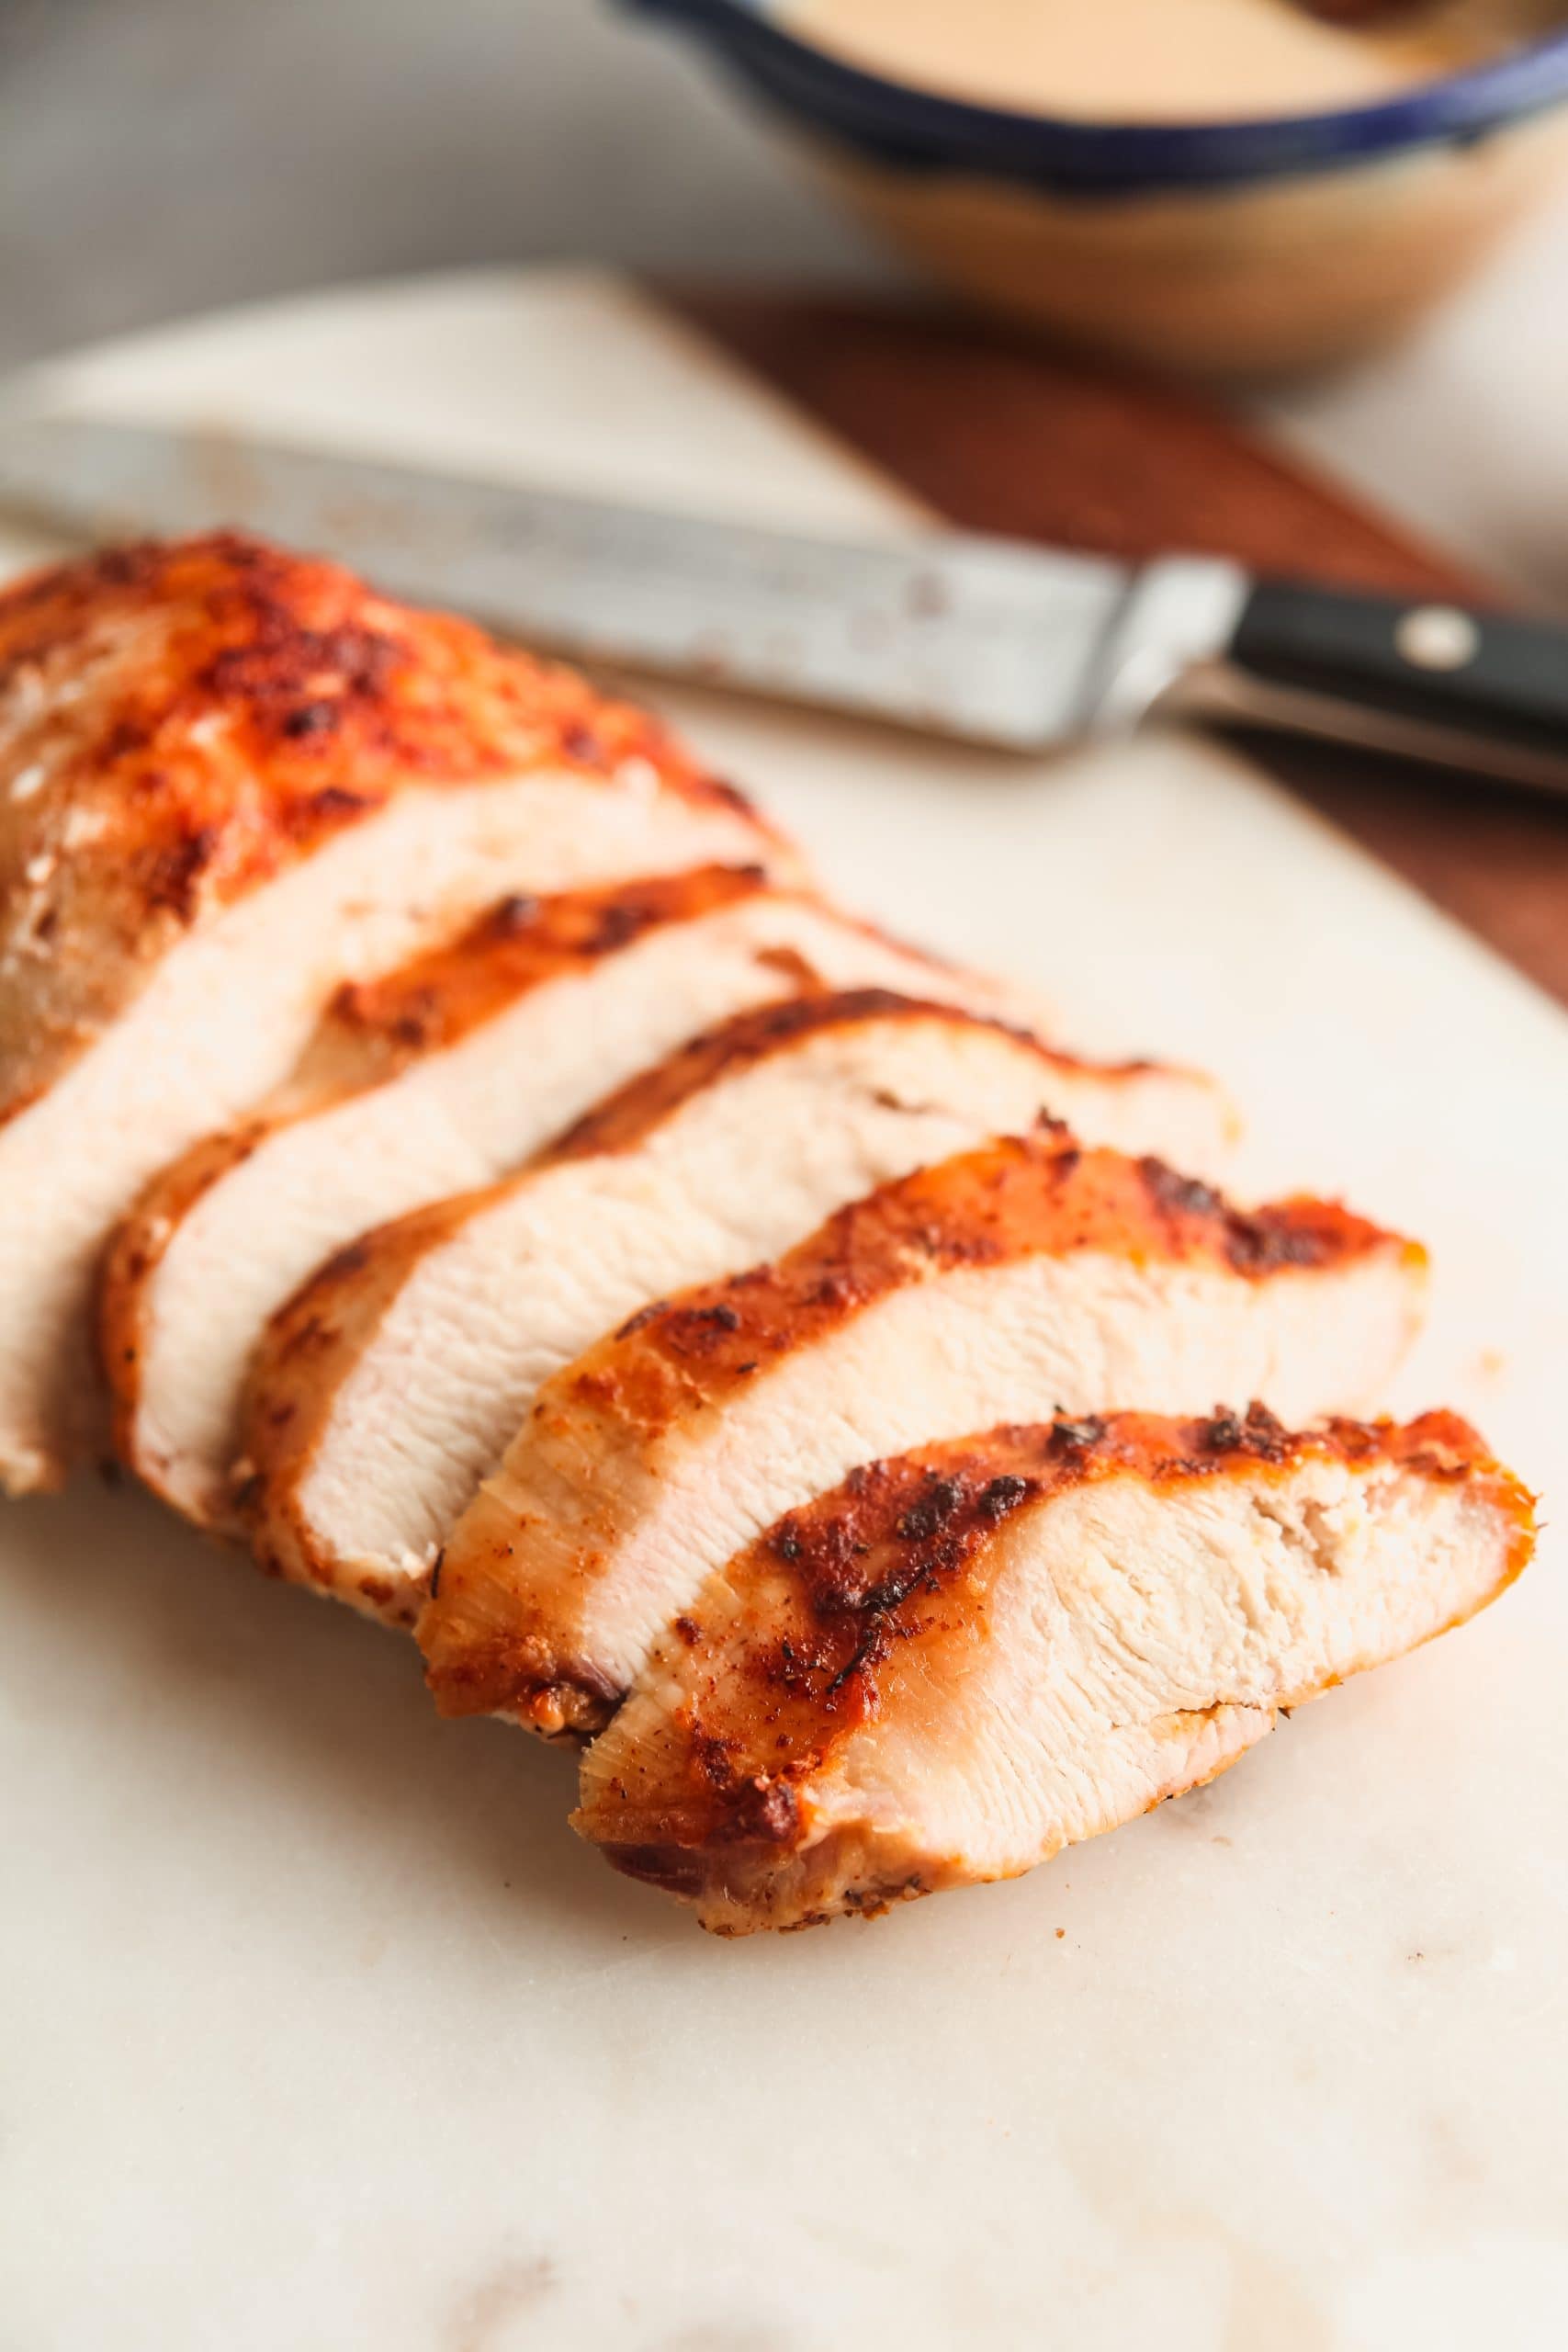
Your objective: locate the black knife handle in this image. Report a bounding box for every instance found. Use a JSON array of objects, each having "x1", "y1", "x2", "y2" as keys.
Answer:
[{"x1": 1226, "y1": 580, "x2": 1568, "y2": 771}]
